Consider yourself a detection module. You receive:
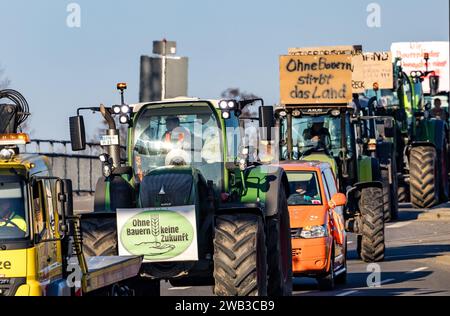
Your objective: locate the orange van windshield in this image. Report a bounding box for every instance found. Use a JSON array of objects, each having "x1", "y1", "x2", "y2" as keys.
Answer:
[{"x1": 286, "y1": 171, "x2": 322, "y2": 206}]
